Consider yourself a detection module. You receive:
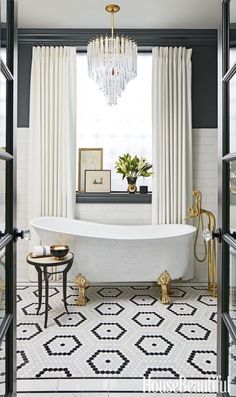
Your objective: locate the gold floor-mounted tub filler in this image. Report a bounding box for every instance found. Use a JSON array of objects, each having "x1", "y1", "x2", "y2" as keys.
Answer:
[{"x1": 187, "y1": 190, "x2": 217, "y2": 298}]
